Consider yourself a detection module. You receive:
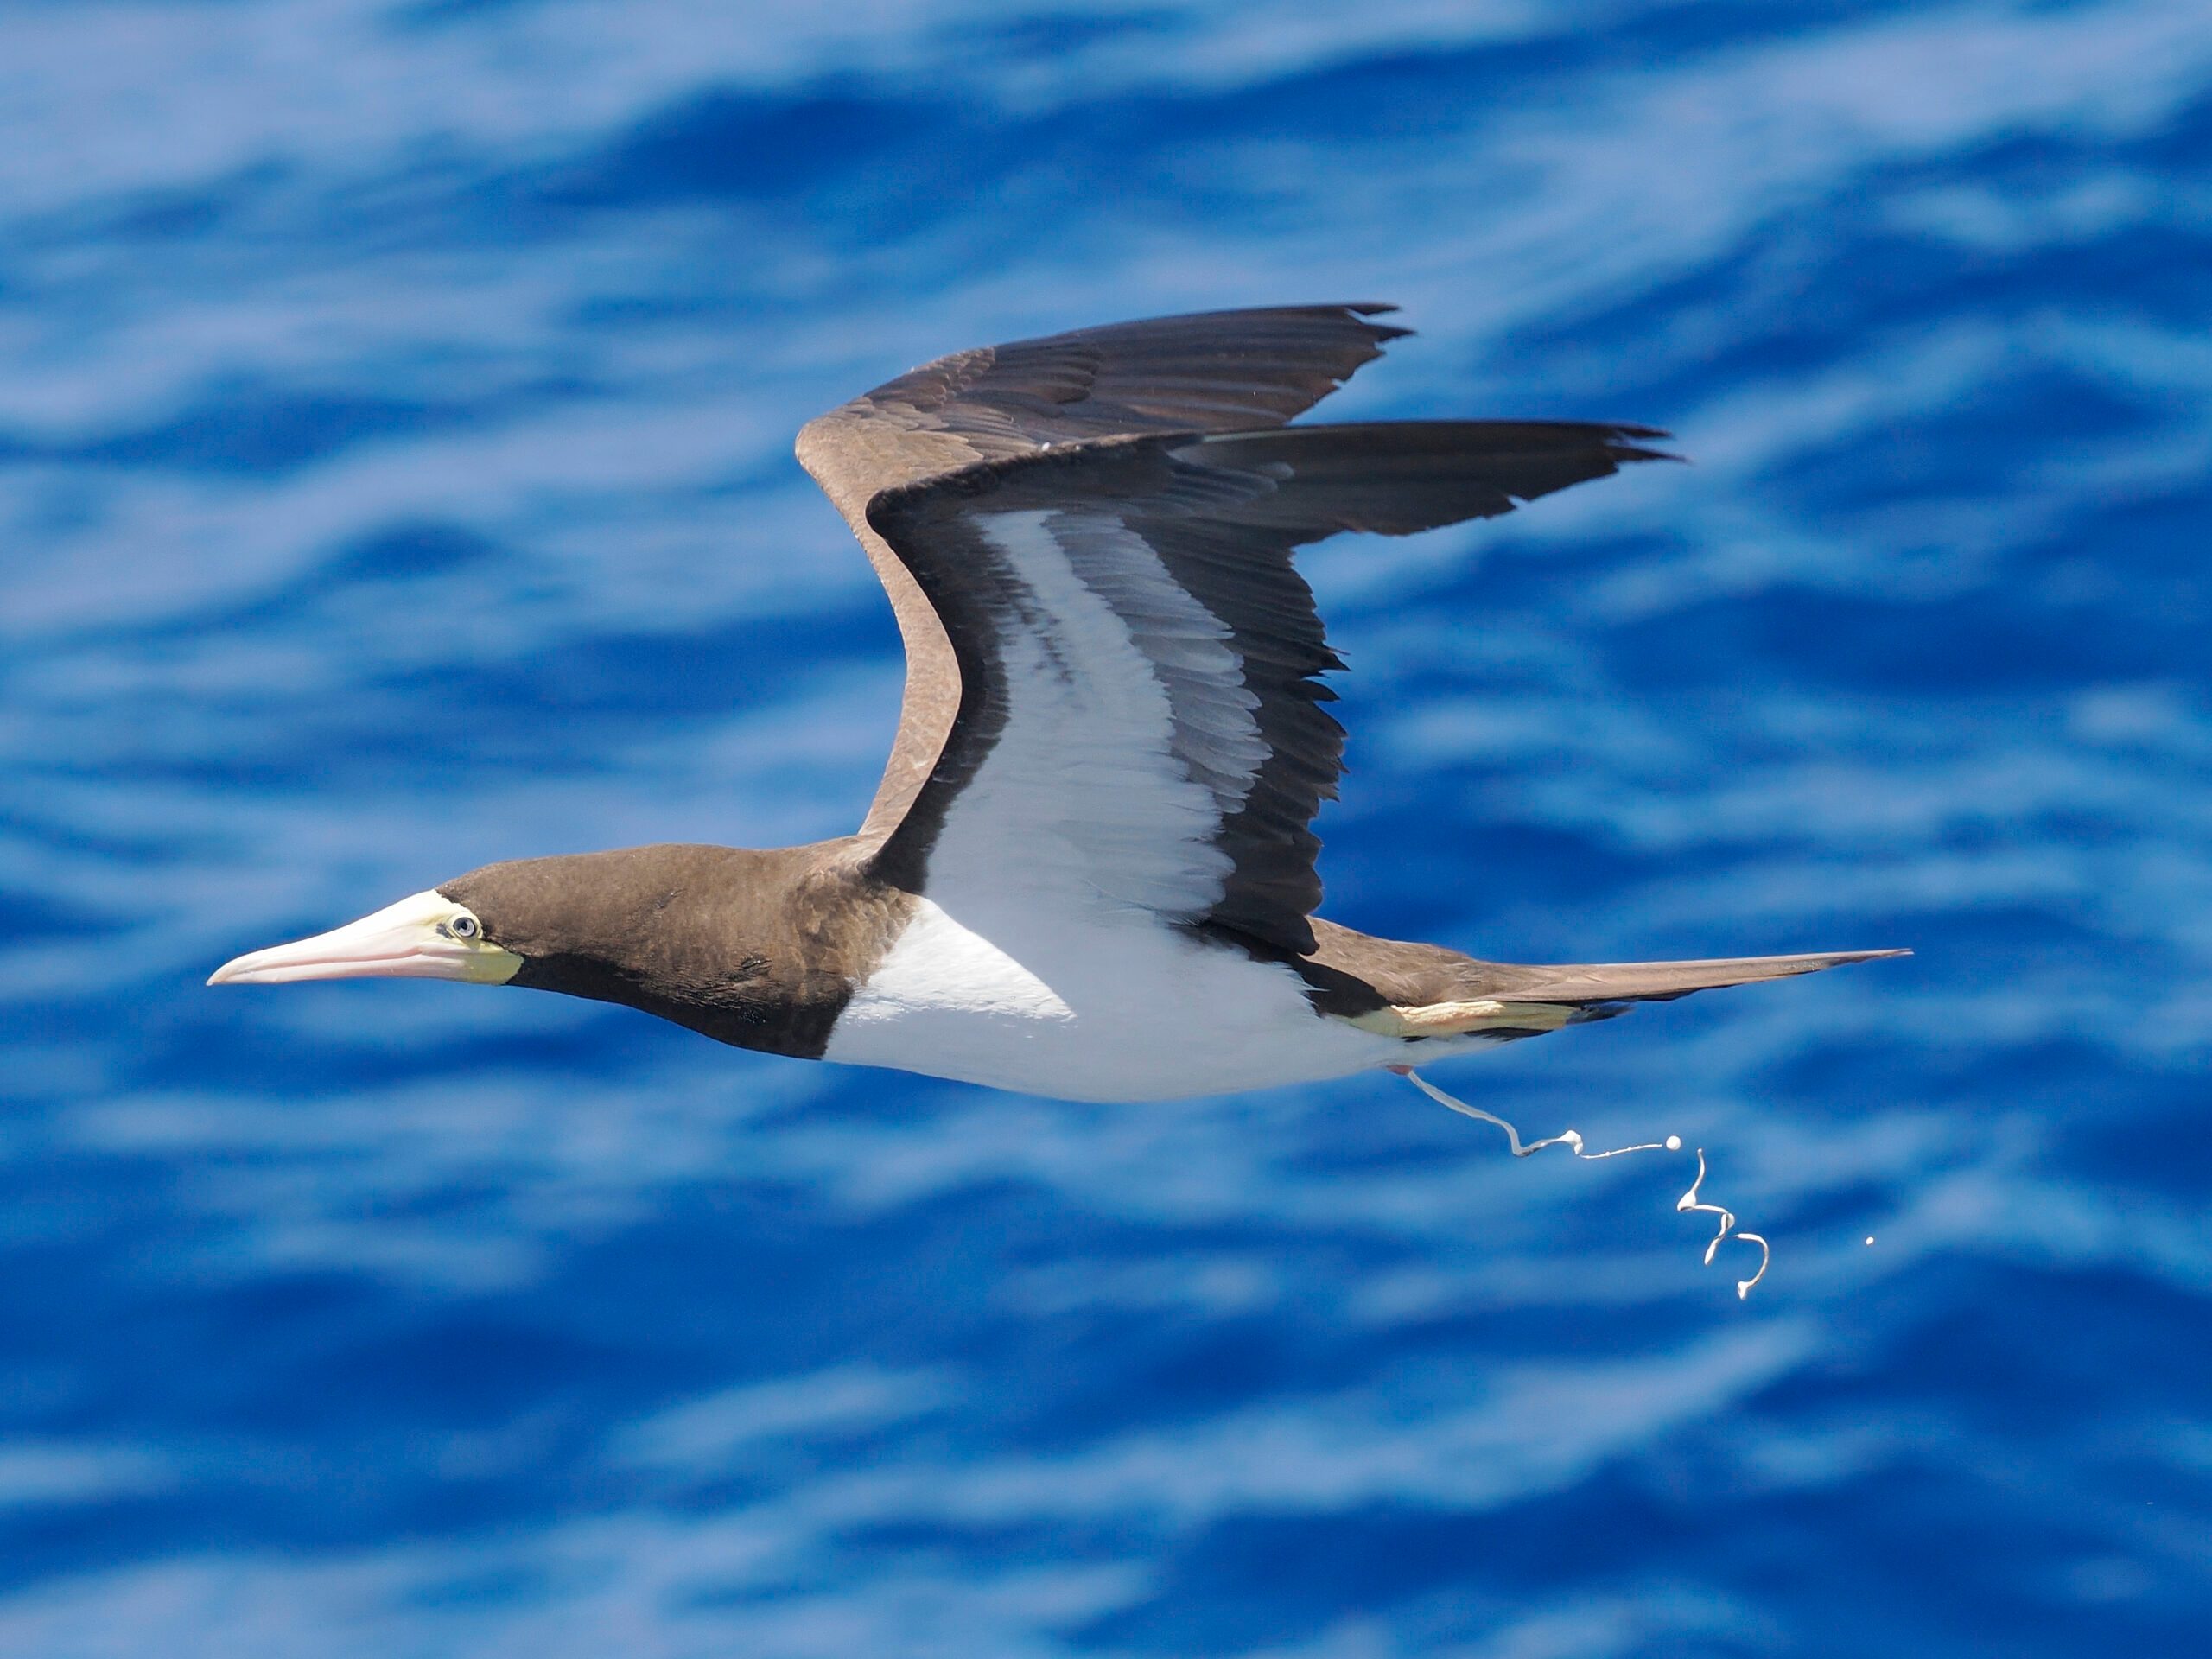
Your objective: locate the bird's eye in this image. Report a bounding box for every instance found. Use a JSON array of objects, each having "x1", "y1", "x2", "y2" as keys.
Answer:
[{"x1": 450, "y1": 914, "x2": 480, "y2": 939}]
